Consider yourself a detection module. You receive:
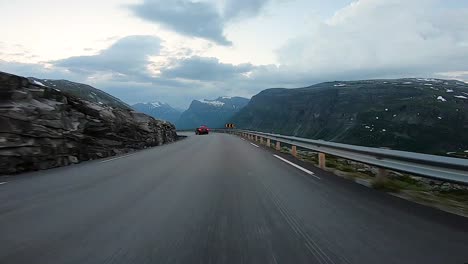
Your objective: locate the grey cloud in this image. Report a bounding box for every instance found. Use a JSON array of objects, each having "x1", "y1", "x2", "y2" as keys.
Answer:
[
  {"x1": 0, "y1": 60, "x2": 83, "y2": 81},
  {"x1": 224, "y1": 0, "x2": 270, "y2": 20},
  {"x1": 53, "y1": 35, "x2": 161, "y2": 80},
  {"x1": 128, "y1": 0, "x2": 230, "y2": 45},
  {"x1": 128, "y1": 0, "x2": 271, "y2": 45},
  {"x1": 161, "y1": 56, "x2": 253, "y2": 81}
]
